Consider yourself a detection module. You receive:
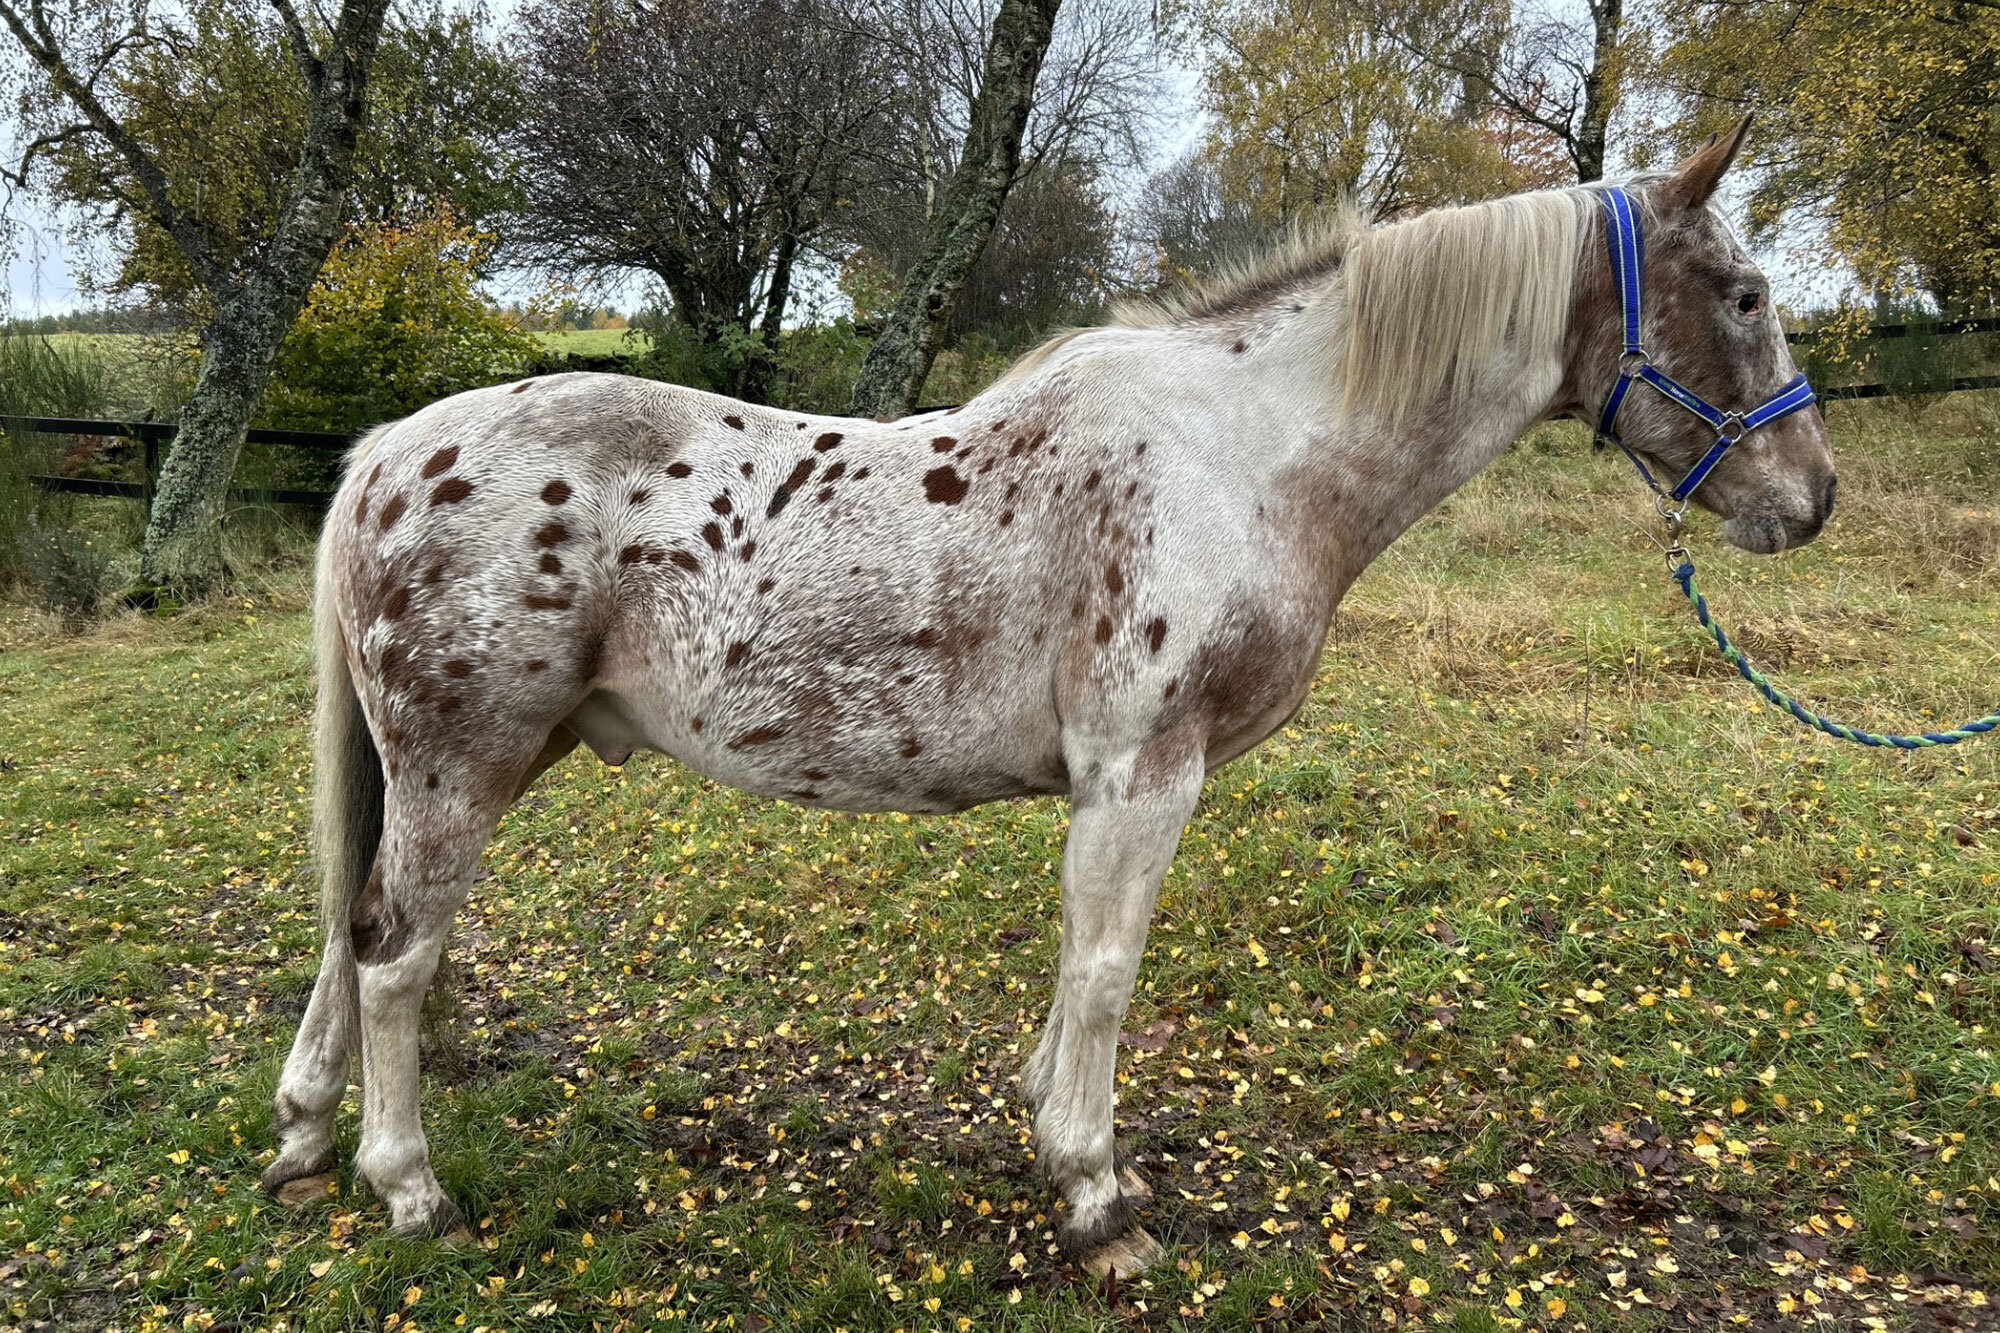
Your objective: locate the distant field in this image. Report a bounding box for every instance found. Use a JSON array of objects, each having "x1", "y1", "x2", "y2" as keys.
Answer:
[
  {"x1": 1, "y1": 399, "x2": 1997, "y2": 1330},
  {"x1": 536, "y1": 328, "x2": 646, "y2": 357}
]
